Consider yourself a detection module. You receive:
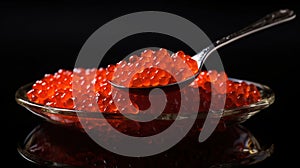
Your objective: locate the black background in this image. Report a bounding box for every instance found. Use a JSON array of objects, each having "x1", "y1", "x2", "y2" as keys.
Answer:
[{"x1": 2, "y1": 0, "x2": 300, "y2": 167}]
